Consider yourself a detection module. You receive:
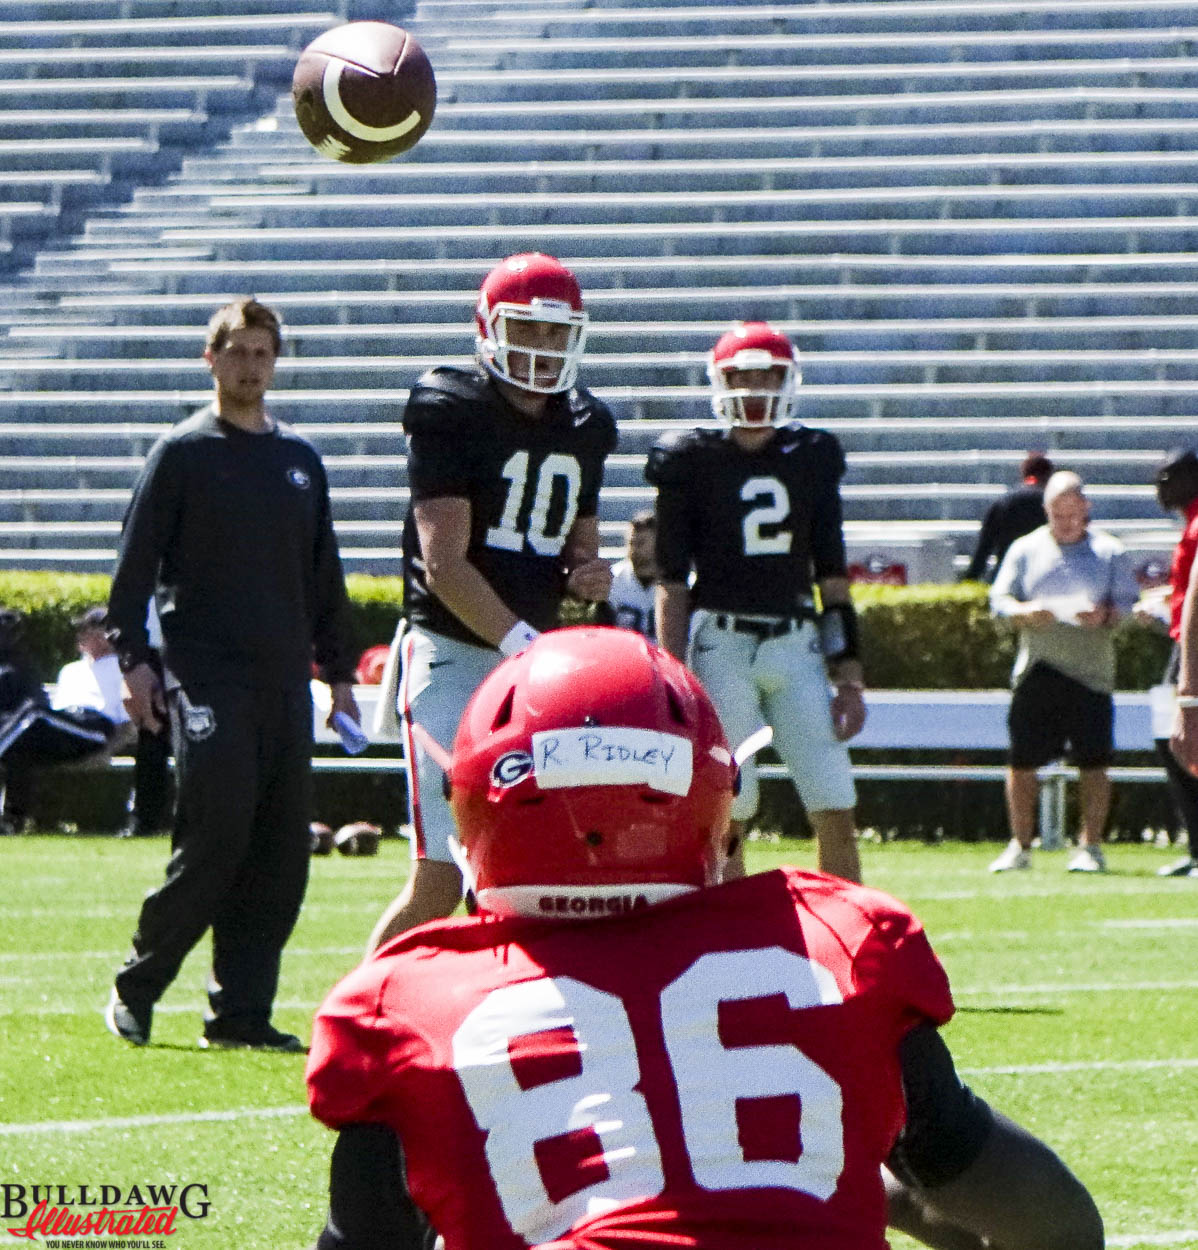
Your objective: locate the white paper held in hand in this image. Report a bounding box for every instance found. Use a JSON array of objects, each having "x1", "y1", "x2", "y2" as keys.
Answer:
[{"x1": 333, "y1": 711, "x2": 370, "y2": 755}]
